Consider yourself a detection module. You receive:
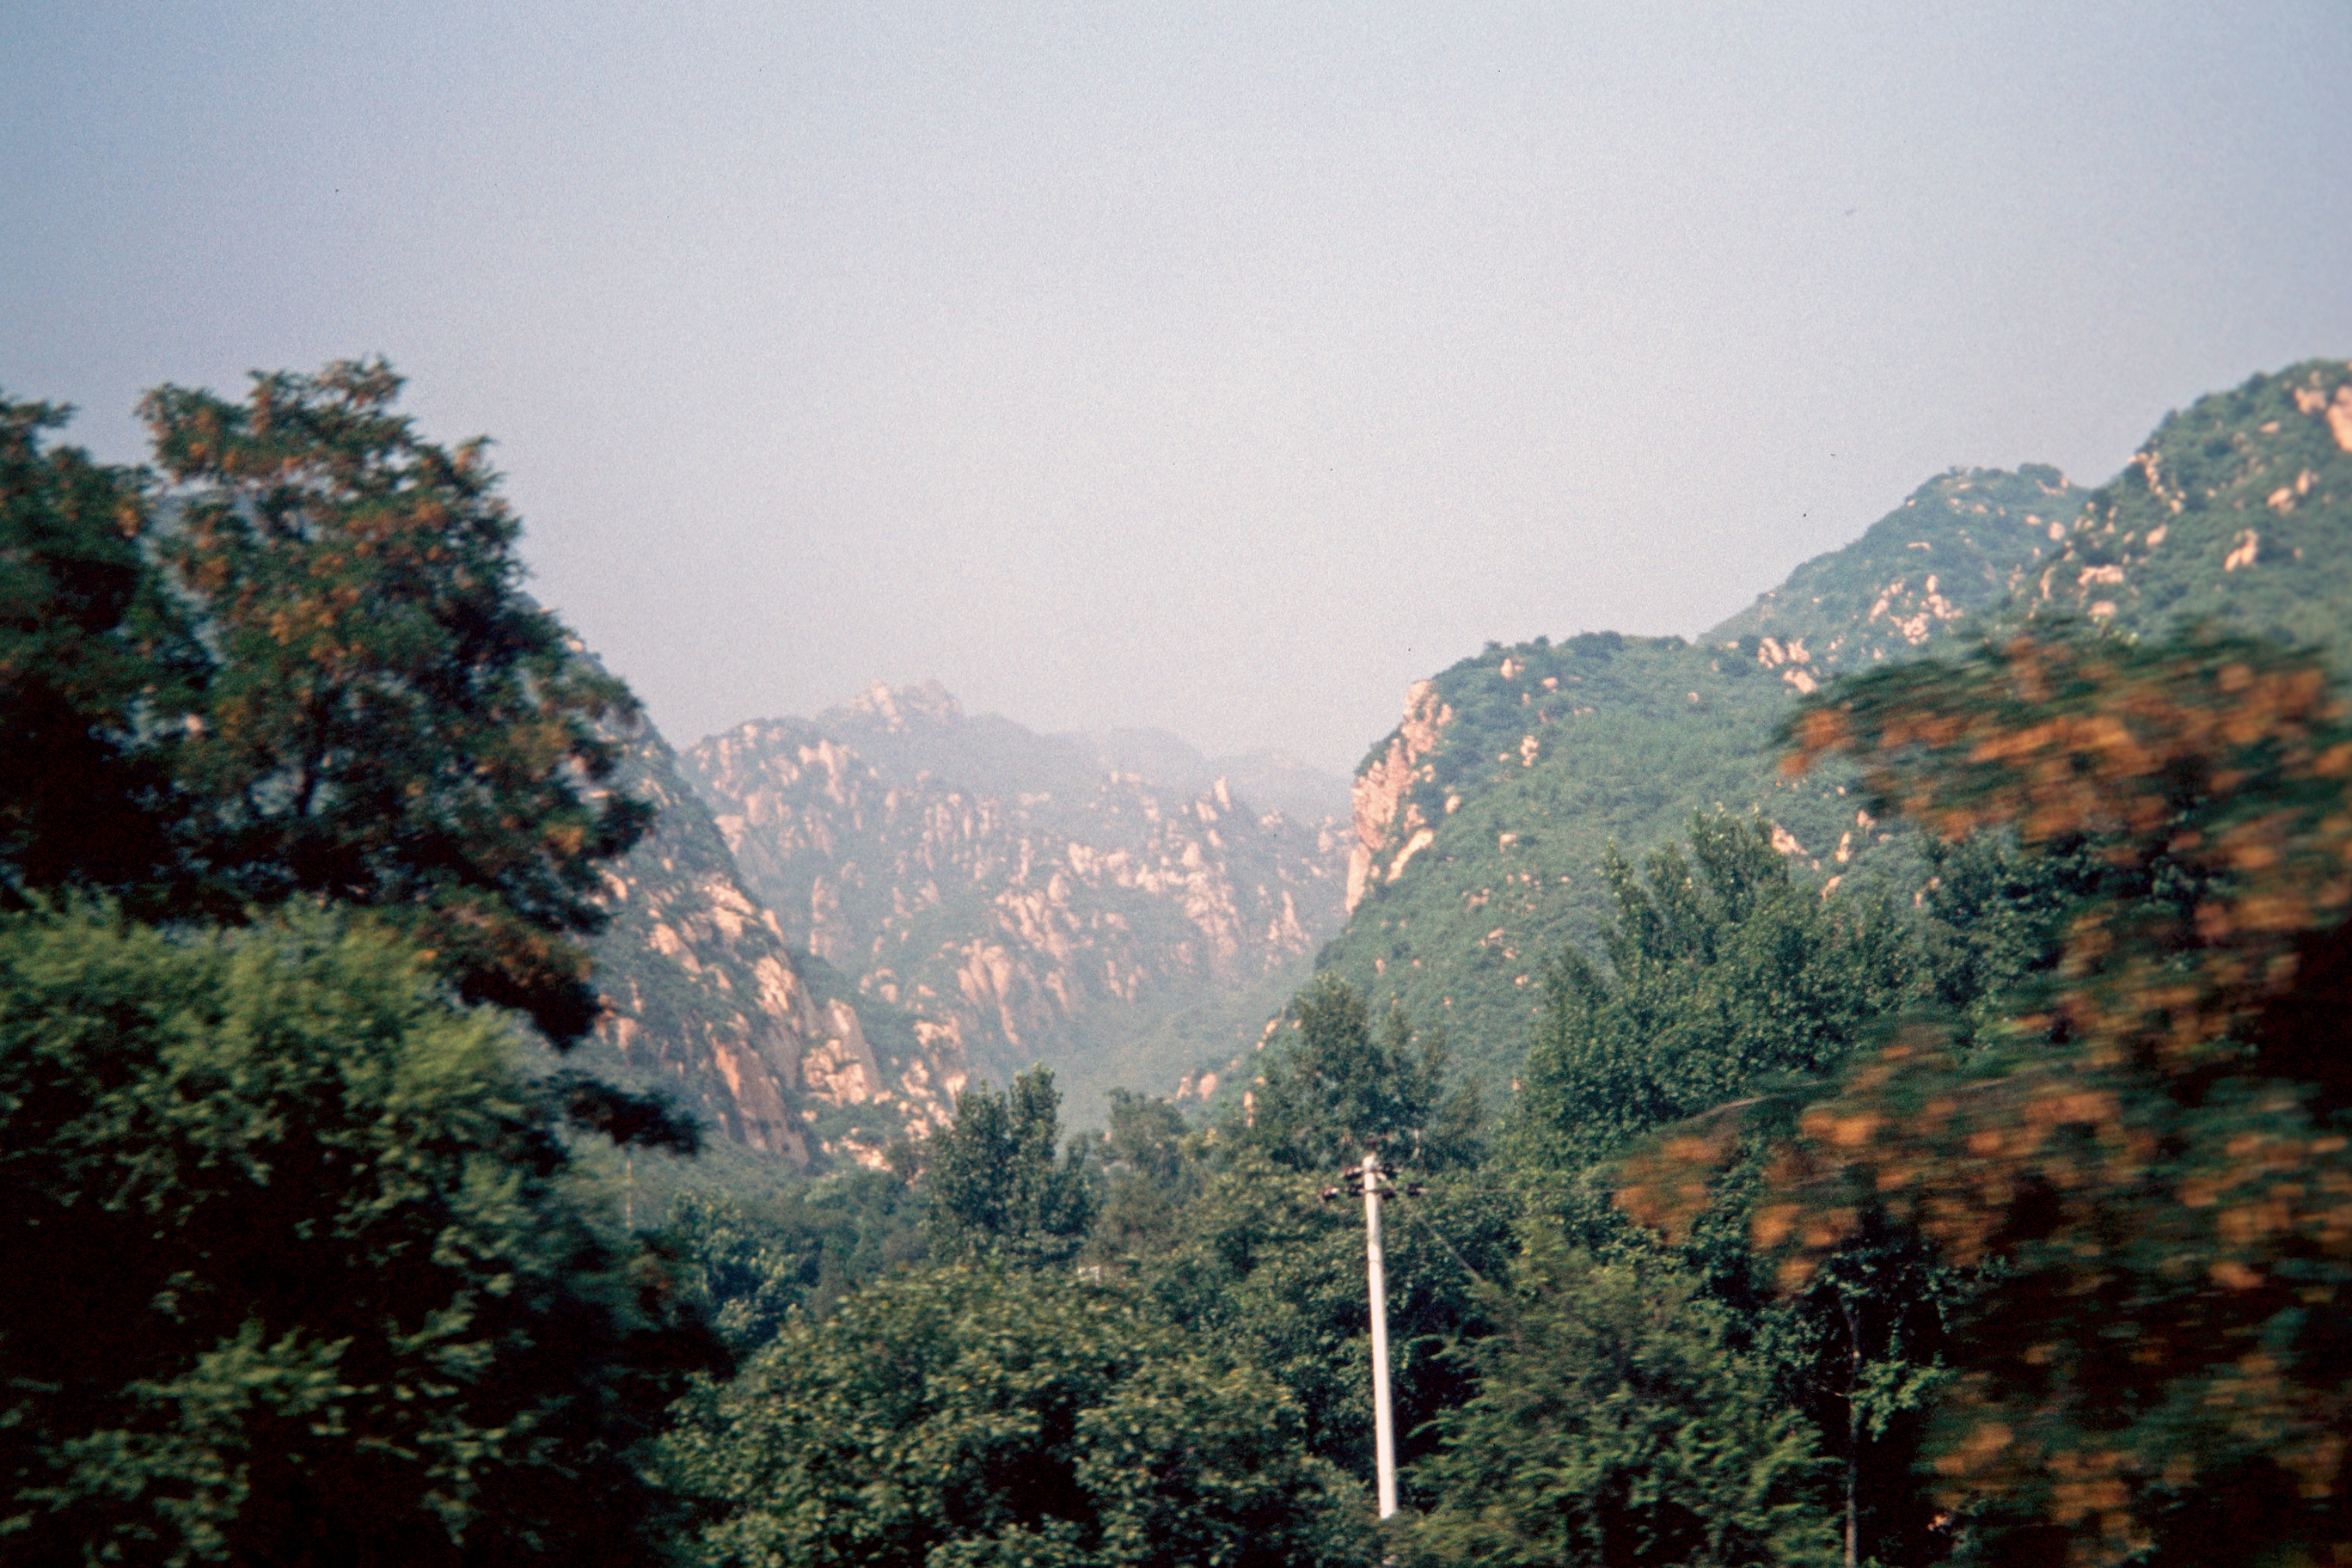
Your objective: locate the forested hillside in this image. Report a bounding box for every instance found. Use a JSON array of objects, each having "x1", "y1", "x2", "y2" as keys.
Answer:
[
  {"x1": 11, "y1": 350, "x2": 2352, "y2": 1568},
  {"x1": 1304, "y1": 361, "x2": 2352, "y2": 1098},
  {"x1": 2034, "y1": 358, "x2": 2352, "y2": 651}
]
